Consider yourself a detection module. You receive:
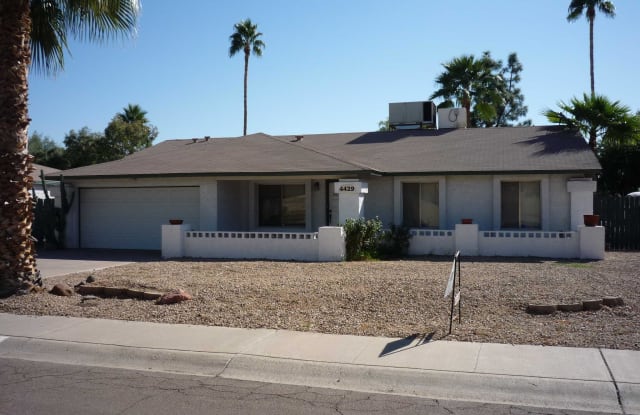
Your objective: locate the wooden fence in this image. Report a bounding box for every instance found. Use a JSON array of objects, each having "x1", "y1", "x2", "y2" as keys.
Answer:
[{"x1": 594, "y1": 194, "x2": 640, "y2": 251}]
